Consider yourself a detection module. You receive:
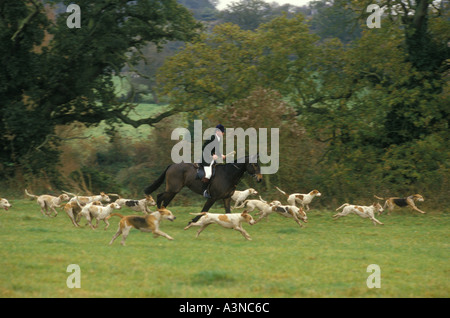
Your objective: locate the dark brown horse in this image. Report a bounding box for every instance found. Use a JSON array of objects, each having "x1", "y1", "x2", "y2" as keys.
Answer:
[{"x1": 144, "y1": 155, "x2": 262, "y2": 213}]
